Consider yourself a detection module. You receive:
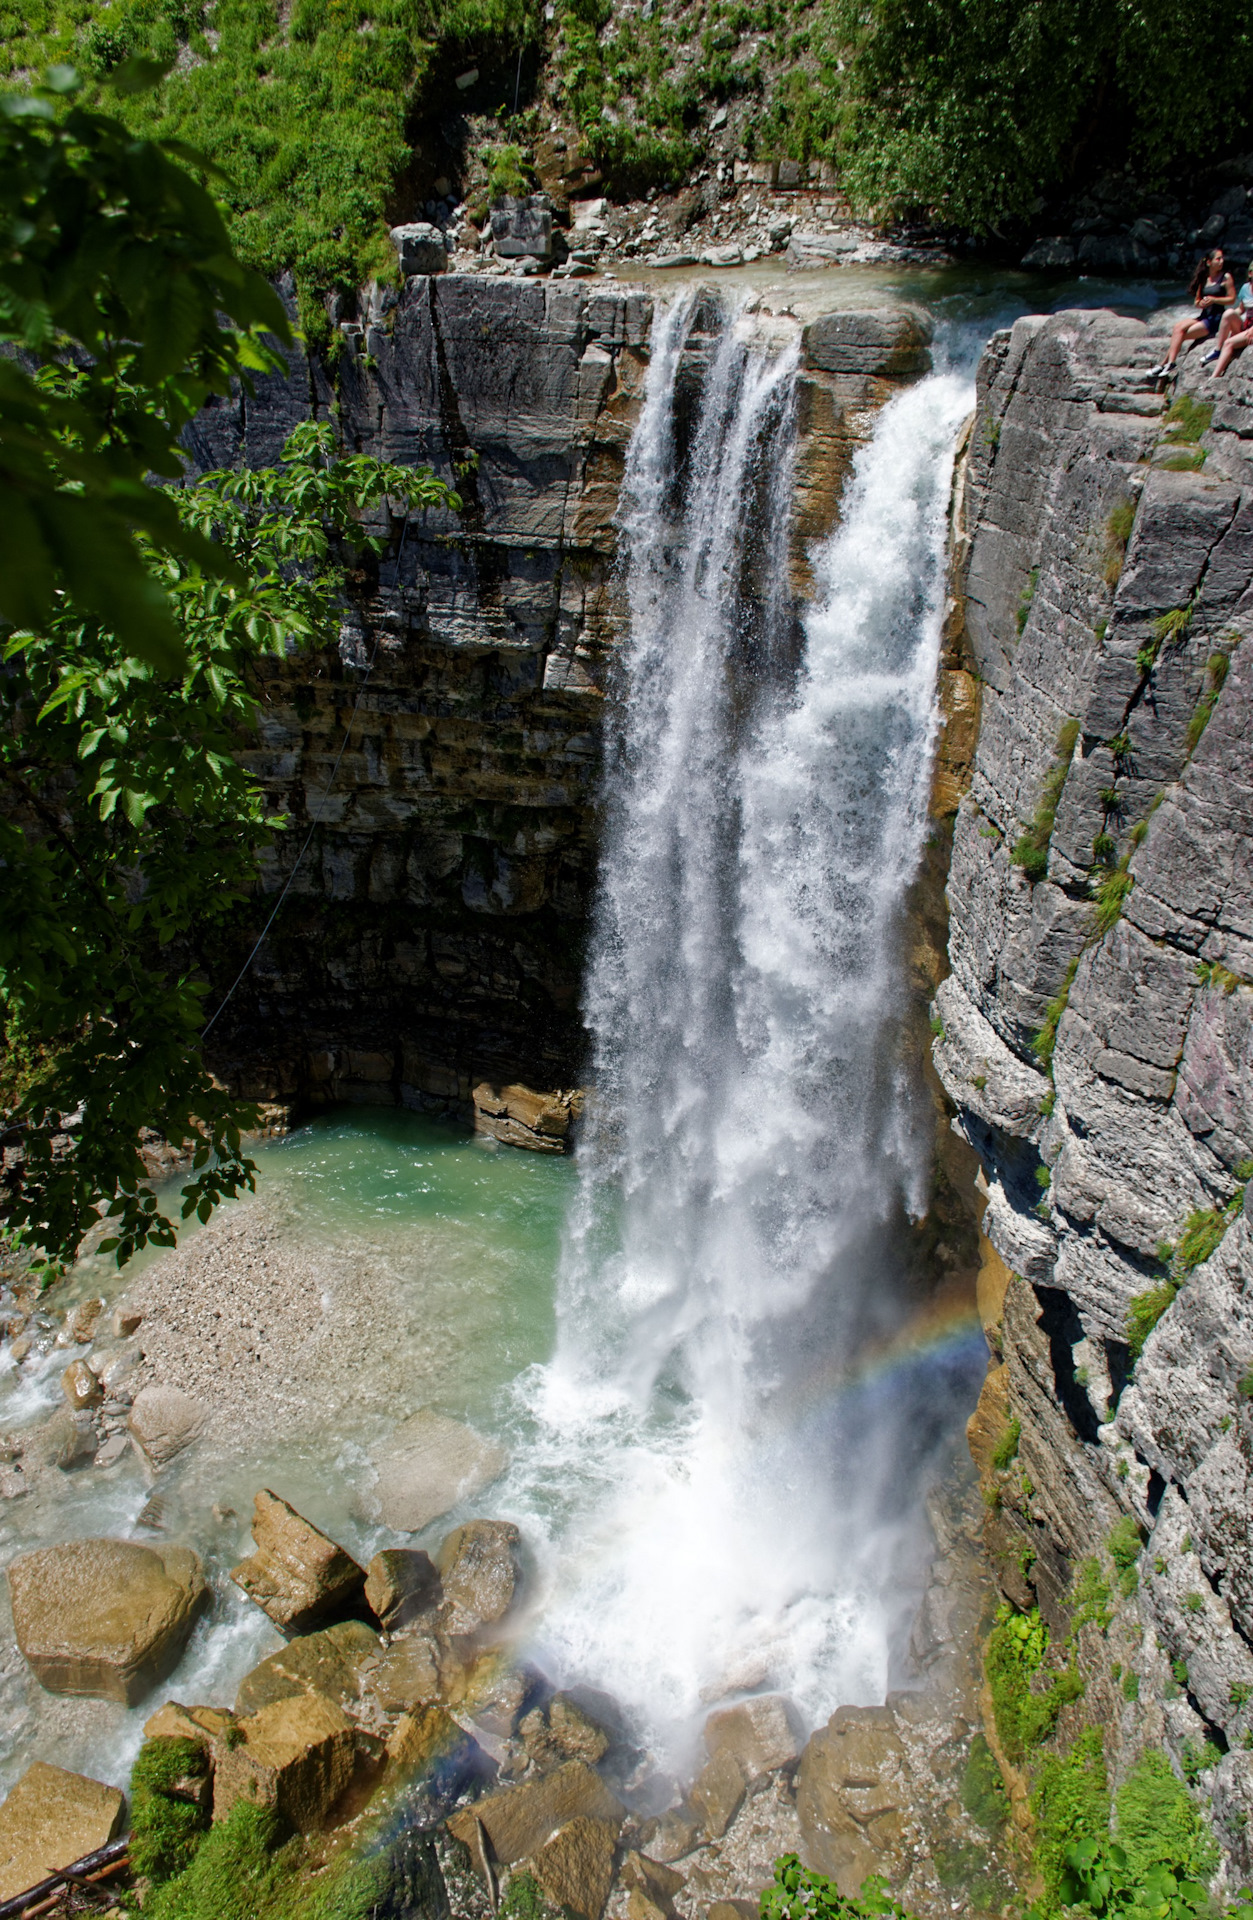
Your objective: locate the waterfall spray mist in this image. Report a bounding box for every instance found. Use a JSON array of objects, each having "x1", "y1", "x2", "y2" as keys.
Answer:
[{"x1": 500, "y1": 296, "x2": 980, "y2": 1762}]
